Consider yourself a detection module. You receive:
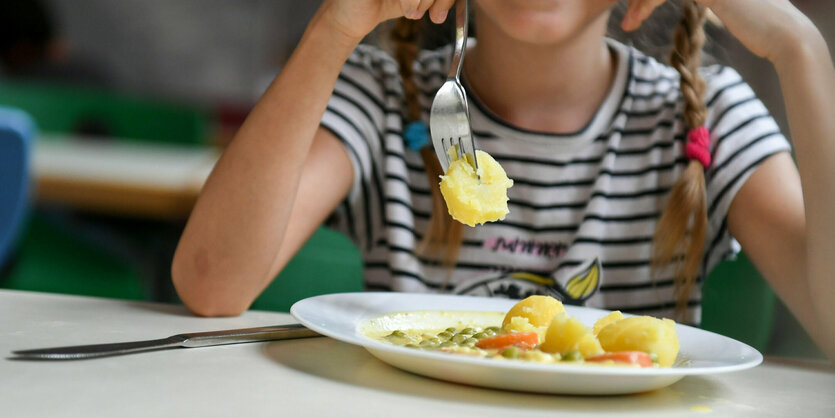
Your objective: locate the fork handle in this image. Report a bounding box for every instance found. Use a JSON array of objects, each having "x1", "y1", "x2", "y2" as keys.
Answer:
[{"x1": 448, "y1": 0, "x2": 469, "y2": 81}]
